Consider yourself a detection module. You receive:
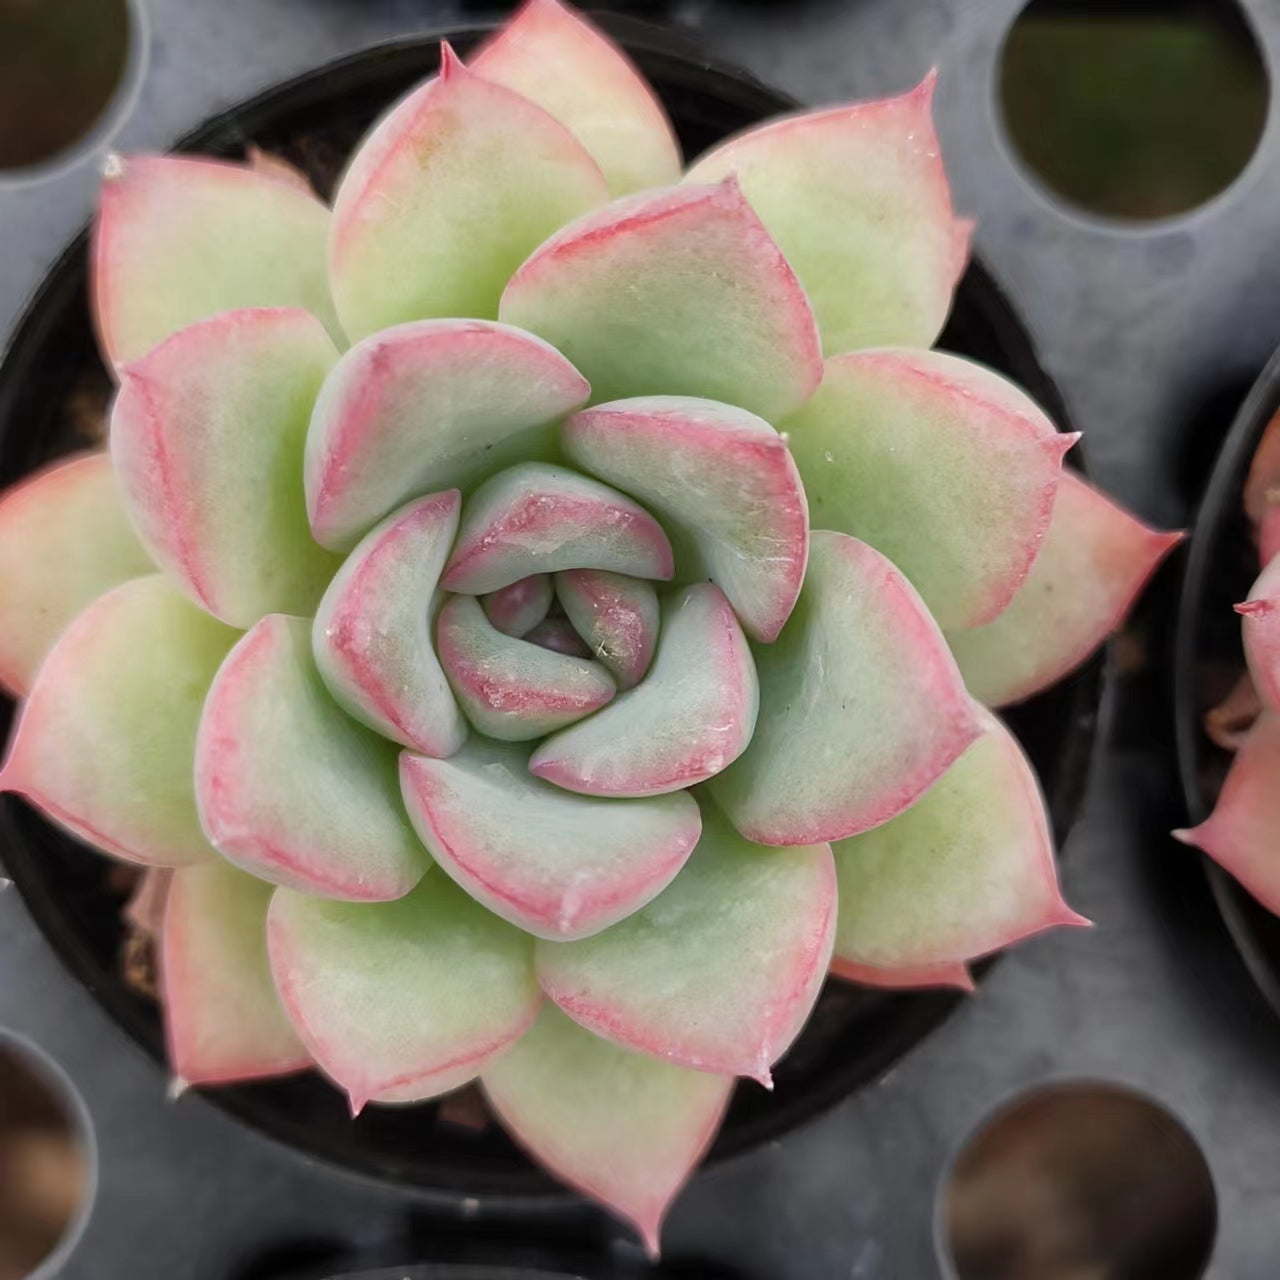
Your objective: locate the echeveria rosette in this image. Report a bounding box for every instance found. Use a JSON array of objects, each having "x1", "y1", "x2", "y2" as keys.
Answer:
[{"x1": 0, "y1": 0, "x2": 1178, "y2": 1251}]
